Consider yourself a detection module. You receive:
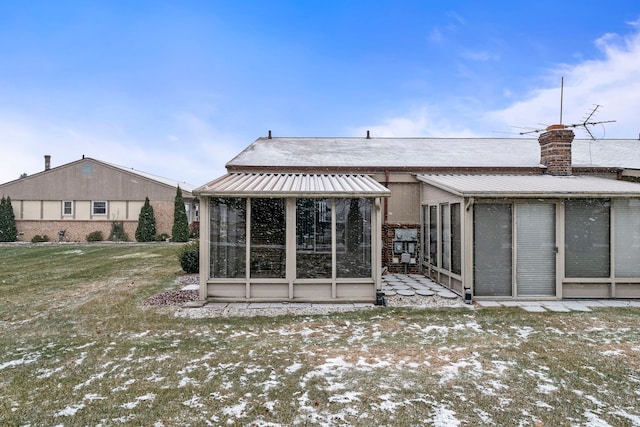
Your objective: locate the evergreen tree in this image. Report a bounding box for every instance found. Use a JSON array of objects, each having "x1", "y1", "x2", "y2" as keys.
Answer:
[
  {"x1": 135, "y1": 197, "x2": 156, "y2": 242},
  {"x1": 0, "y1": 196, "x2": 18, "y2": 242},
  {"x1": 172, "y1": 186, "x2": 190, "y2": 242}
]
